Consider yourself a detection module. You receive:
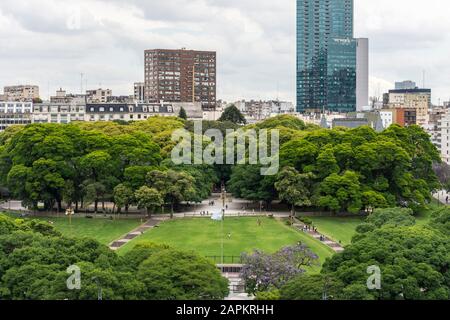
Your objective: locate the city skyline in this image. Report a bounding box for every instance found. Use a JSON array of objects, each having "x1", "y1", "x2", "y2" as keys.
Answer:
[{"x1": 0, "y1": 0, "x2": 449, "y2": 104}]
